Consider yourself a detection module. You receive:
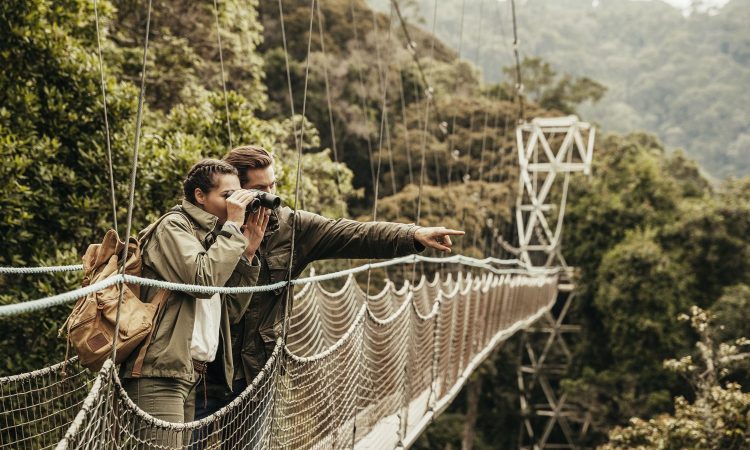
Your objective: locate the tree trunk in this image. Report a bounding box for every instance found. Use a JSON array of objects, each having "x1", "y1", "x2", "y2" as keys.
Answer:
[{"x1": 461, "y1": 376, "x2": 483, "y2": 450}]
